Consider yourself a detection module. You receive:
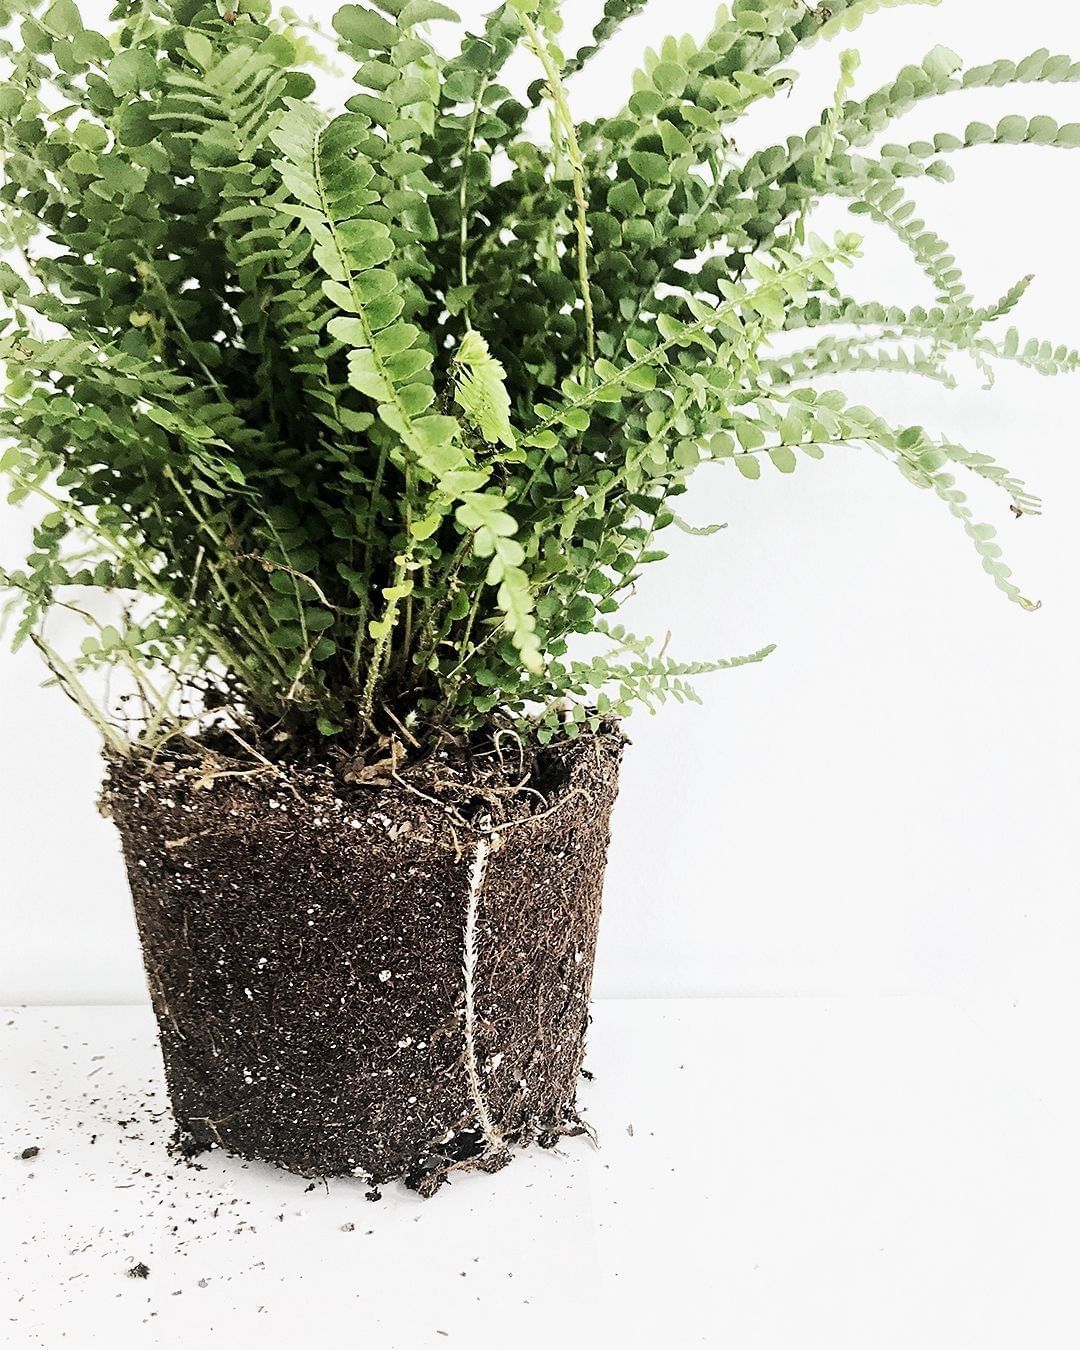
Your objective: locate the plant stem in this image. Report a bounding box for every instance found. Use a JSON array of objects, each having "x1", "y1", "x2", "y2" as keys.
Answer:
[
  {"x1": 458, "y1": 79, "x2": 489, "y2": 330},
  {"x1": 520, "y1": 12, "x2": 596, "y2": 373},
  {"x1": 352, "y1": 439, "x2": 390, "y2": 681},
  {"x1": 30, "y1": 634, "x2": 128, "y2": 756},
  {"x1": 163, "y1": 468, "x2": 291, "y2": 686}
]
